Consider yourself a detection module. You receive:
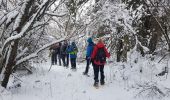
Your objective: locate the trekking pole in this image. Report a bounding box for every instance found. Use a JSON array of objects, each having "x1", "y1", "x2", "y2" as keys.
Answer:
[
  {"x1": 48, "y1": 64, "x2": 53, "y2": 72},
  {"x1": 109, "y1": 58, "x2": 113, "y2": 83}
]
